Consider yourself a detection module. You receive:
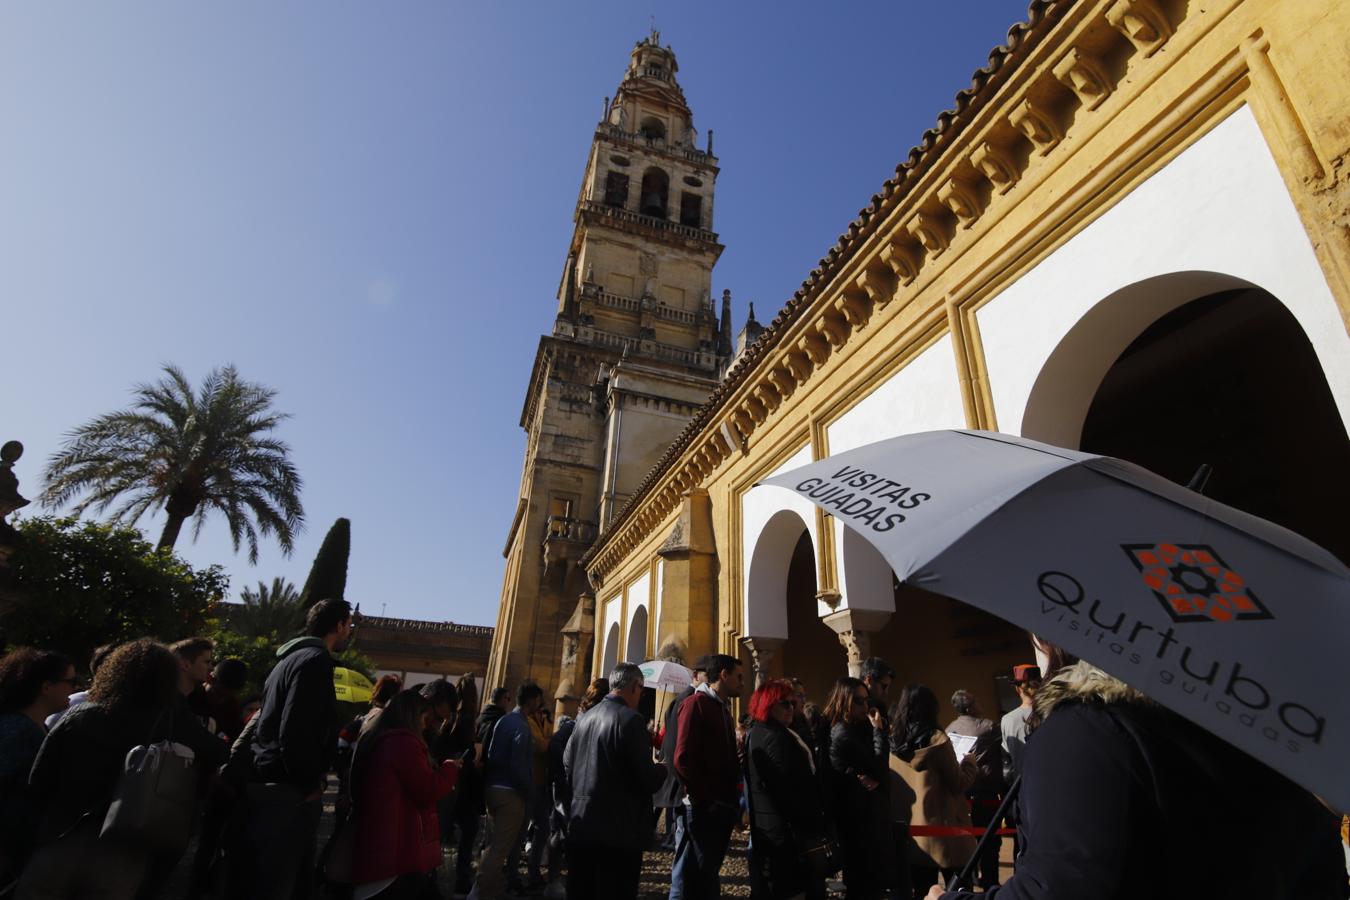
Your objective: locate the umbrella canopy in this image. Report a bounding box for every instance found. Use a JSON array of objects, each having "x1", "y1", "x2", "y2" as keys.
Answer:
[
  {"x1": 639, "y1": 659, "x2": 693, "y2": 692},
  {"x1": 333, "y1": 666, "x2": 374, "y2": 704},
  {"x1": 762, "y1": 429, "x2": 1350, "y2": 812}
]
